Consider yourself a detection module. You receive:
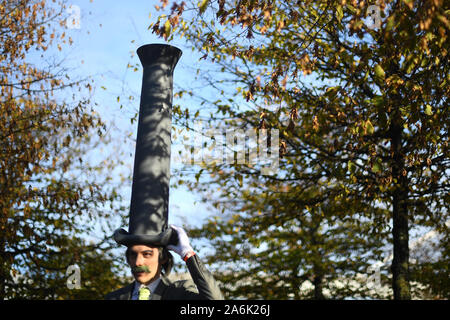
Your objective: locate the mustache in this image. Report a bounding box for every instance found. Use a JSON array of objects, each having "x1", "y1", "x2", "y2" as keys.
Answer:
[{"x1": 131, "y1": 266, "x2": 151, "y2": 273}]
